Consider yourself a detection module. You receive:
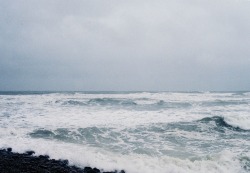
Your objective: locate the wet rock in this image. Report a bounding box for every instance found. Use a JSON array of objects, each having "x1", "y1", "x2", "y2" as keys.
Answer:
[
  {"x1": 0, "y1": 148, "x2": 125, "y2": 173},
  {"x1": 39, "y1": 155, "x2": 49, "y2": 159},
  {"x1": 25, "y1": 150, "x2": 35, "y2": 155}
]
